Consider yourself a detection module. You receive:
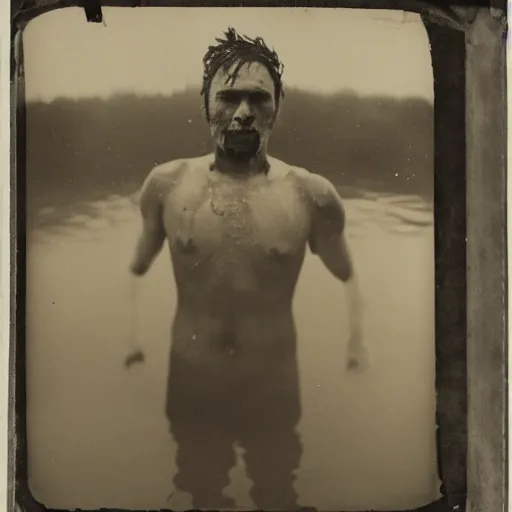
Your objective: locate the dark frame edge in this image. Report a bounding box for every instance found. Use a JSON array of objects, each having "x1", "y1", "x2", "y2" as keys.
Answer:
[
  {"x1": 423, "y1": 15, "x2": 468, "y2": 511},
  {"x1": 8, "y1": 25, "x2": 20, "y2": 512},
  {"x1": 10, "y1": 21, "x2": 39, "y2": 512},
  {"x1": 10, "y1": 0, "x2": 473, "y2": 35},
  {"x1": 8, "y1": 2, "x2": 508, "y2": 512}
]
